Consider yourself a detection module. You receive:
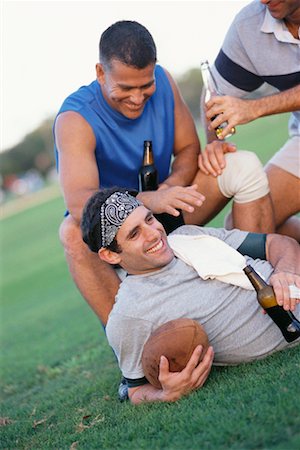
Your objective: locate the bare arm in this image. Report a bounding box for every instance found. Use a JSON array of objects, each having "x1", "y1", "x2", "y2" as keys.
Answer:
[
  {"x1": 163, "y1": 69, "x2": 200, "y2": 186},
  {"x1": 55, "y1": 111, "x2": 99, "y2": 224},
  {"x1": 198, "y1": 85, "x2": 300, "y2": 175},
  {"x1": 206, "y1": 85, "x2": 300, "y2": 140},
  {"x1": 129, "y1": 346, "x2": 214, "y2": 405},
  {"x1": 266, "y1": 234, "x2": 300, "y2": 311}
]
